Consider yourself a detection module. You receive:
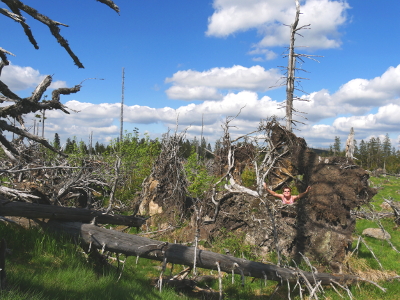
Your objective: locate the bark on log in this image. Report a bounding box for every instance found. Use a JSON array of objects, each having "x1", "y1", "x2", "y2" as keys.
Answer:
[
  {"x1": 48, "y1": 221, "x2": 360, "y2": 286},
  {"x1": 0, "y1": 200, "x2": 147, "y2": 227}
]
